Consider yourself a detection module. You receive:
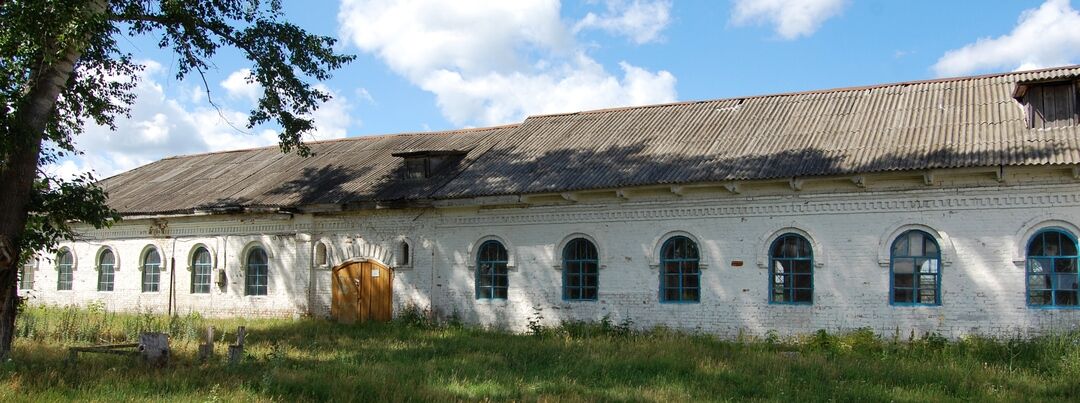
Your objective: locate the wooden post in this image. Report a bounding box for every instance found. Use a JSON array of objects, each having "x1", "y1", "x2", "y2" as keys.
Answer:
[
  {"x1": 138, "y1": 332, "x2": 170, "y2": 367},
  {"x1": 197, "y1": 326, "x2": 215, "y2": 362},
  {"x1": 227, "y1": 326, "x2": 246, "y2": 365}
]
